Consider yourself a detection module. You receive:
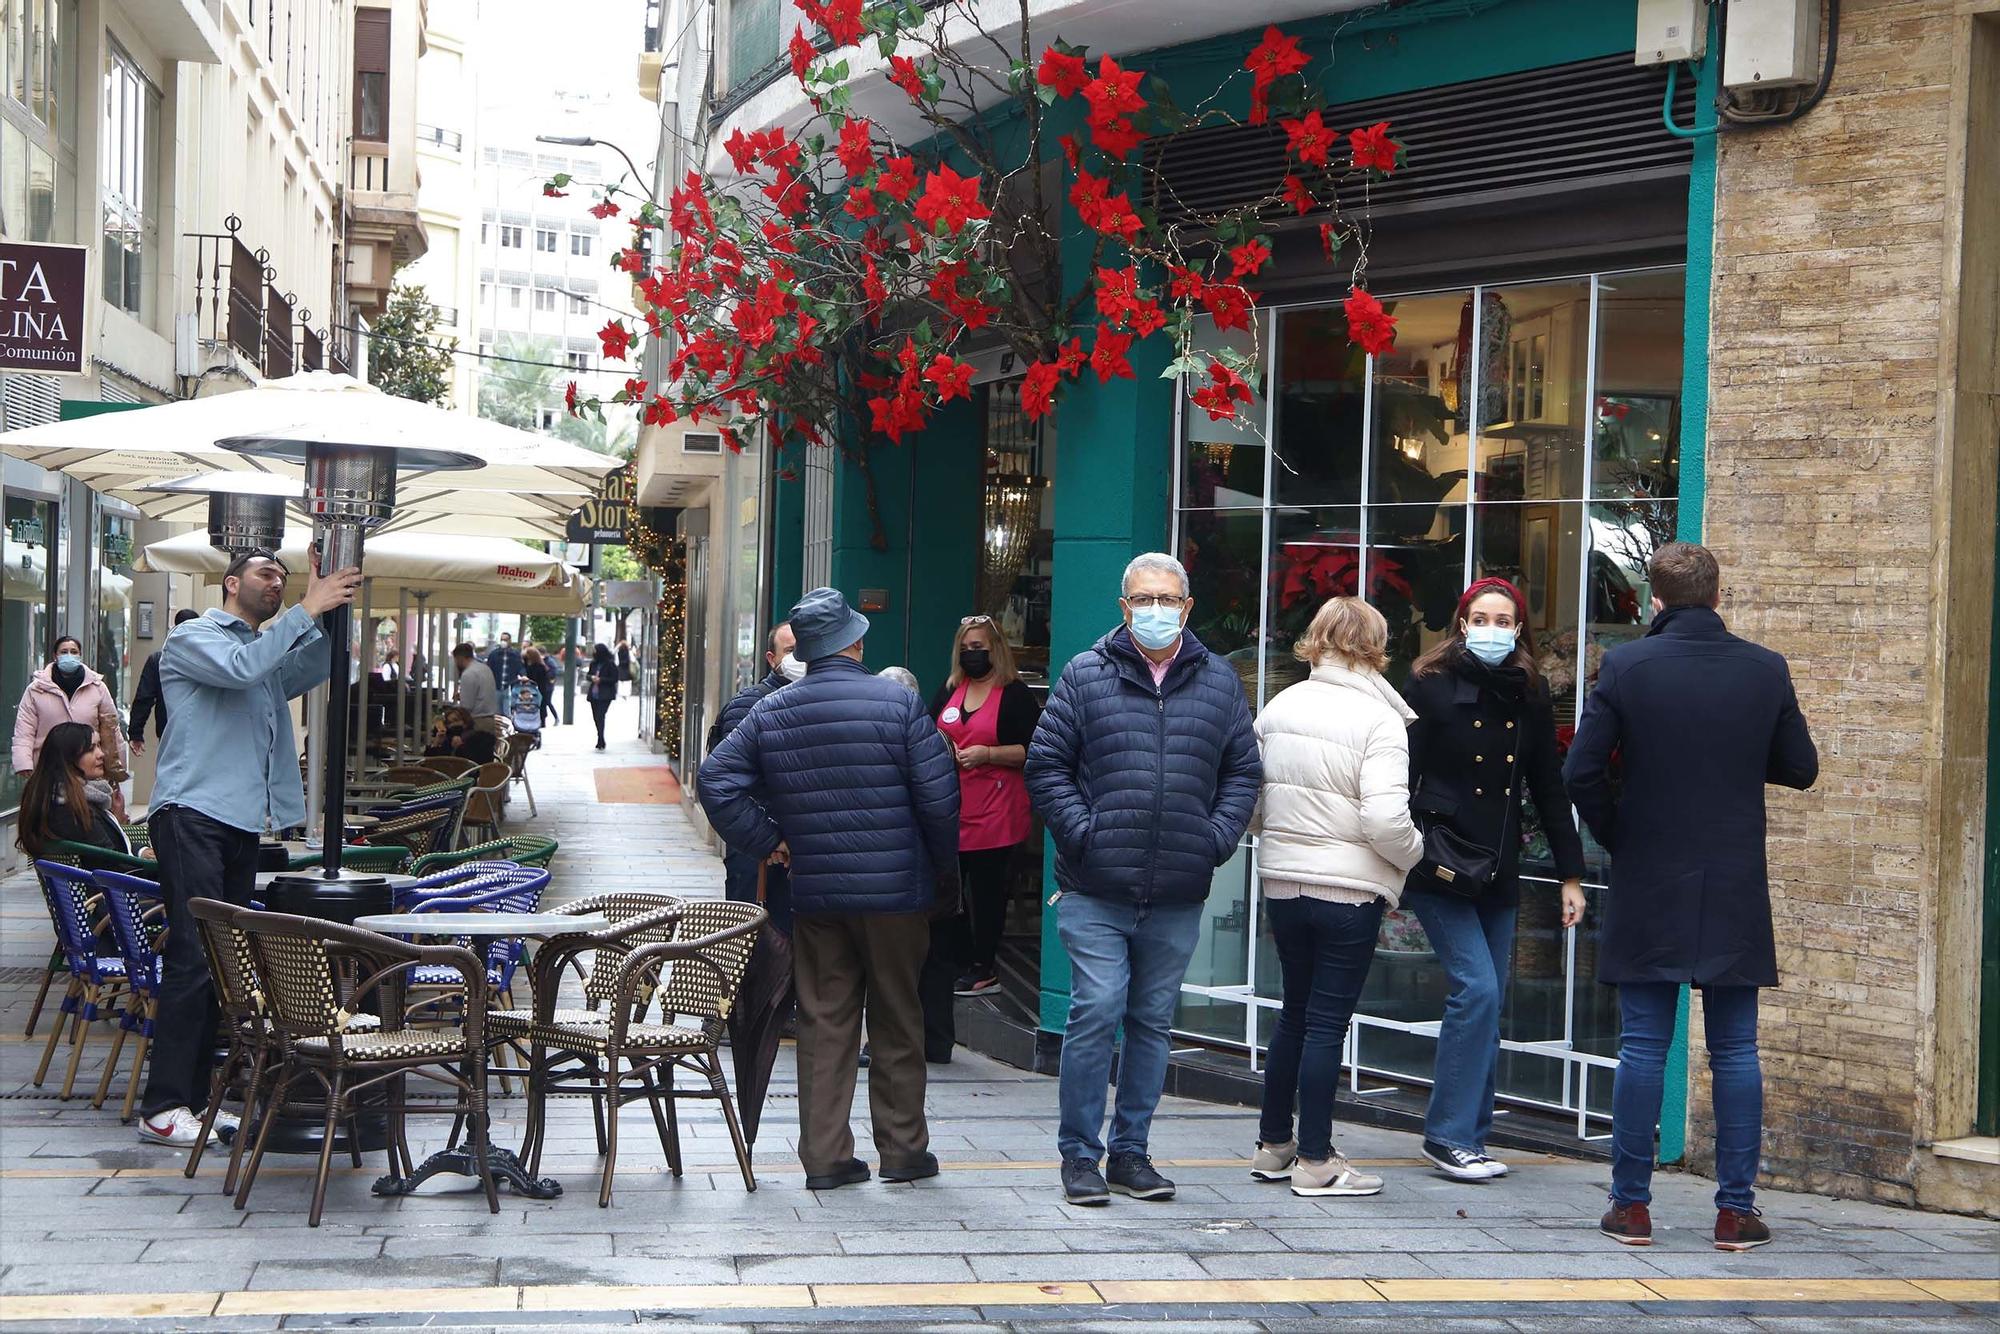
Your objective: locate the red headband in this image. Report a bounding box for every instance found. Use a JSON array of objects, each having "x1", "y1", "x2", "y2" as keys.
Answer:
[{"x1": 1455, "y1": 576, "x2": 1527, "y2": 626}]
